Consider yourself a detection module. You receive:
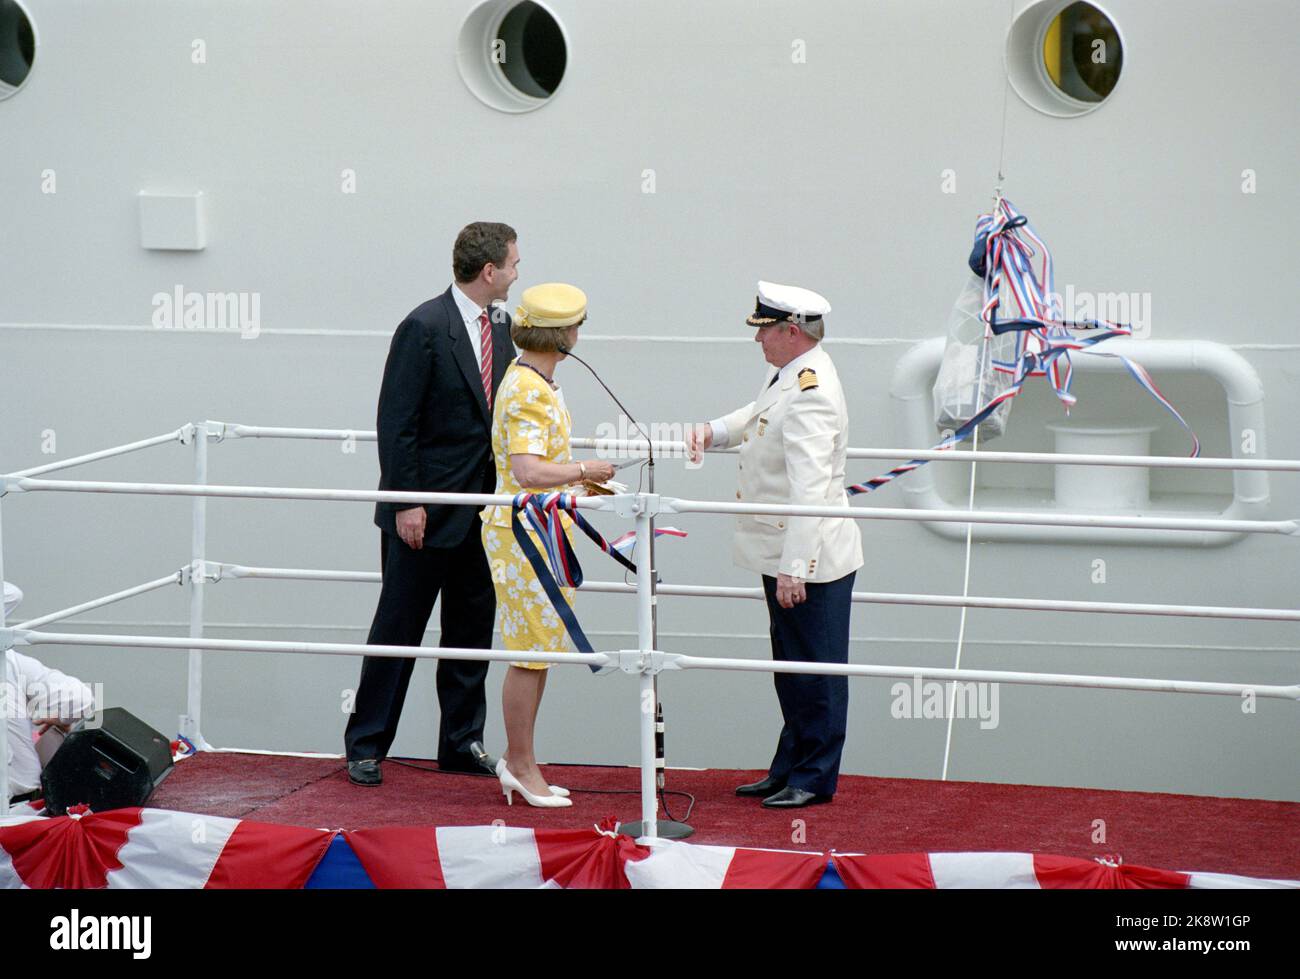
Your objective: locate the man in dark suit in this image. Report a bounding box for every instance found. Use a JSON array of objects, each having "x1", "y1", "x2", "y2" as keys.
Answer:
[{"x1": 344, "y1": 222, "x2": 519, "y2": 785}]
